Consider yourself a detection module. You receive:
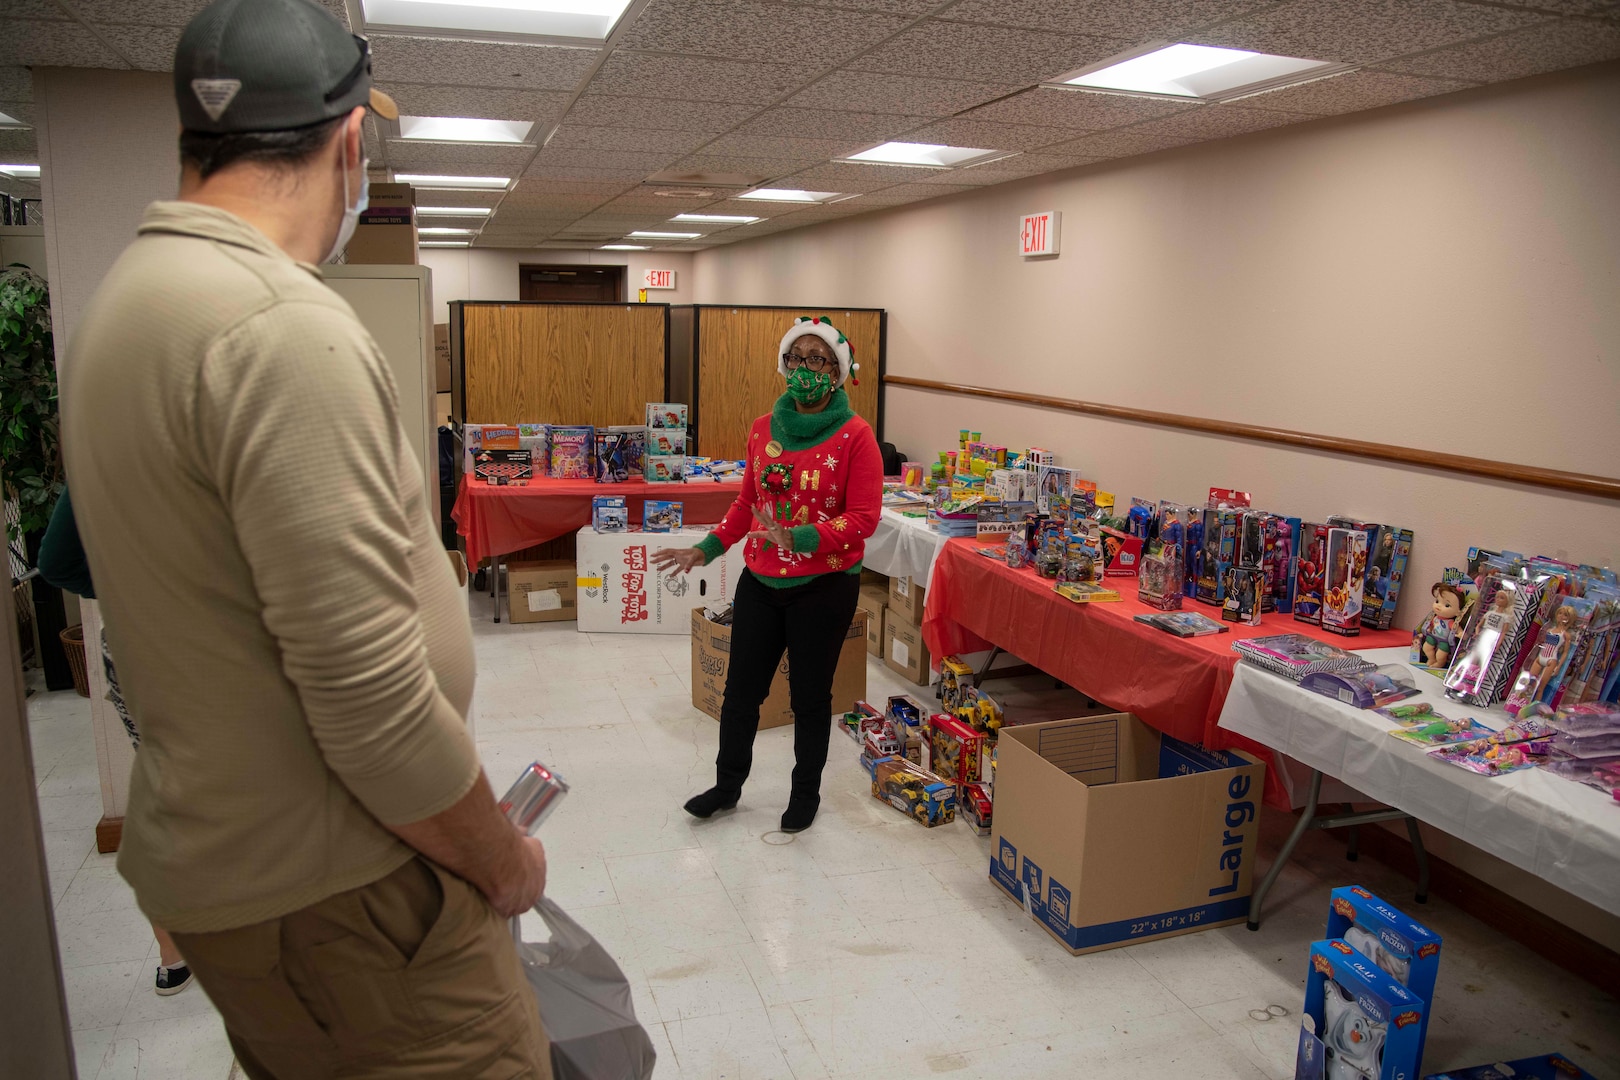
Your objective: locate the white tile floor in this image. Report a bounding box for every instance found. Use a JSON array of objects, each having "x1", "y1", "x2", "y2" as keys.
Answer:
[{"x1": 28, "y1": 593, "x2": 1620, "y2": 1079}]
